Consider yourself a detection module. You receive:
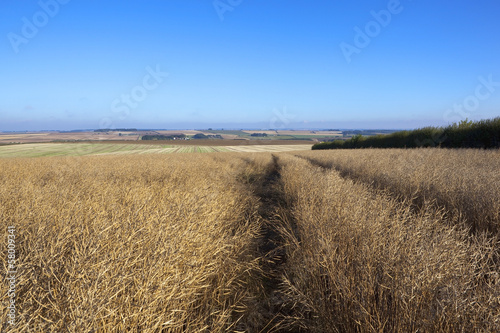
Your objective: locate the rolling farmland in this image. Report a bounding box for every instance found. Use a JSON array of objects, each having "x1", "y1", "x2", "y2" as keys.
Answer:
[
  {"x1": 0, "y1": 129, "x2": 341, "y2": 145},
  {"x1": 1, "y1": 149, "x2": 499, "y2": 332}
]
